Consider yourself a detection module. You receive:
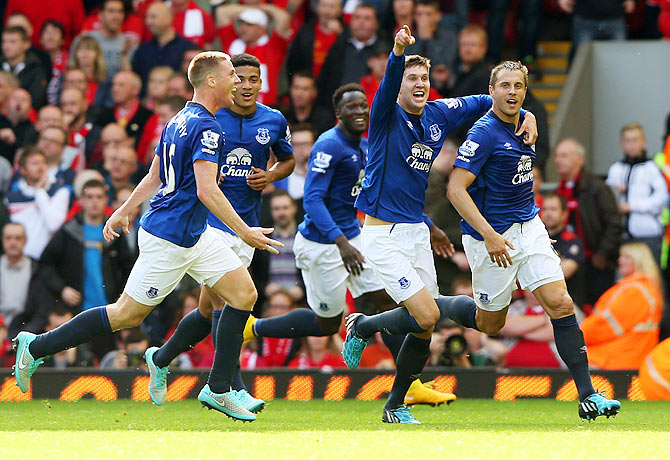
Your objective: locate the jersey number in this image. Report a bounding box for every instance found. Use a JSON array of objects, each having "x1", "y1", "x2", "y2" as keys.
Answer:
[{"x1": 162, "y1": 142, "x2": 176, "y2": 195}]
